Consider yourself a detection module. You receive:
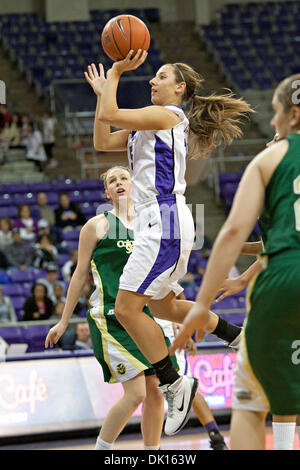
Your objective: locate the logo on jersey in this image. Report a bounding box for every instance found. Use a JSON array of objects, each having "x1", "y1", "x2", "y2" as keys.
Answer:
[
  {"x1": 116, "y1": 363, "x2": 126, "y2": 375},
  {"x1": 117, "y1": 239, "x2": 134, "y2": 253}
]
